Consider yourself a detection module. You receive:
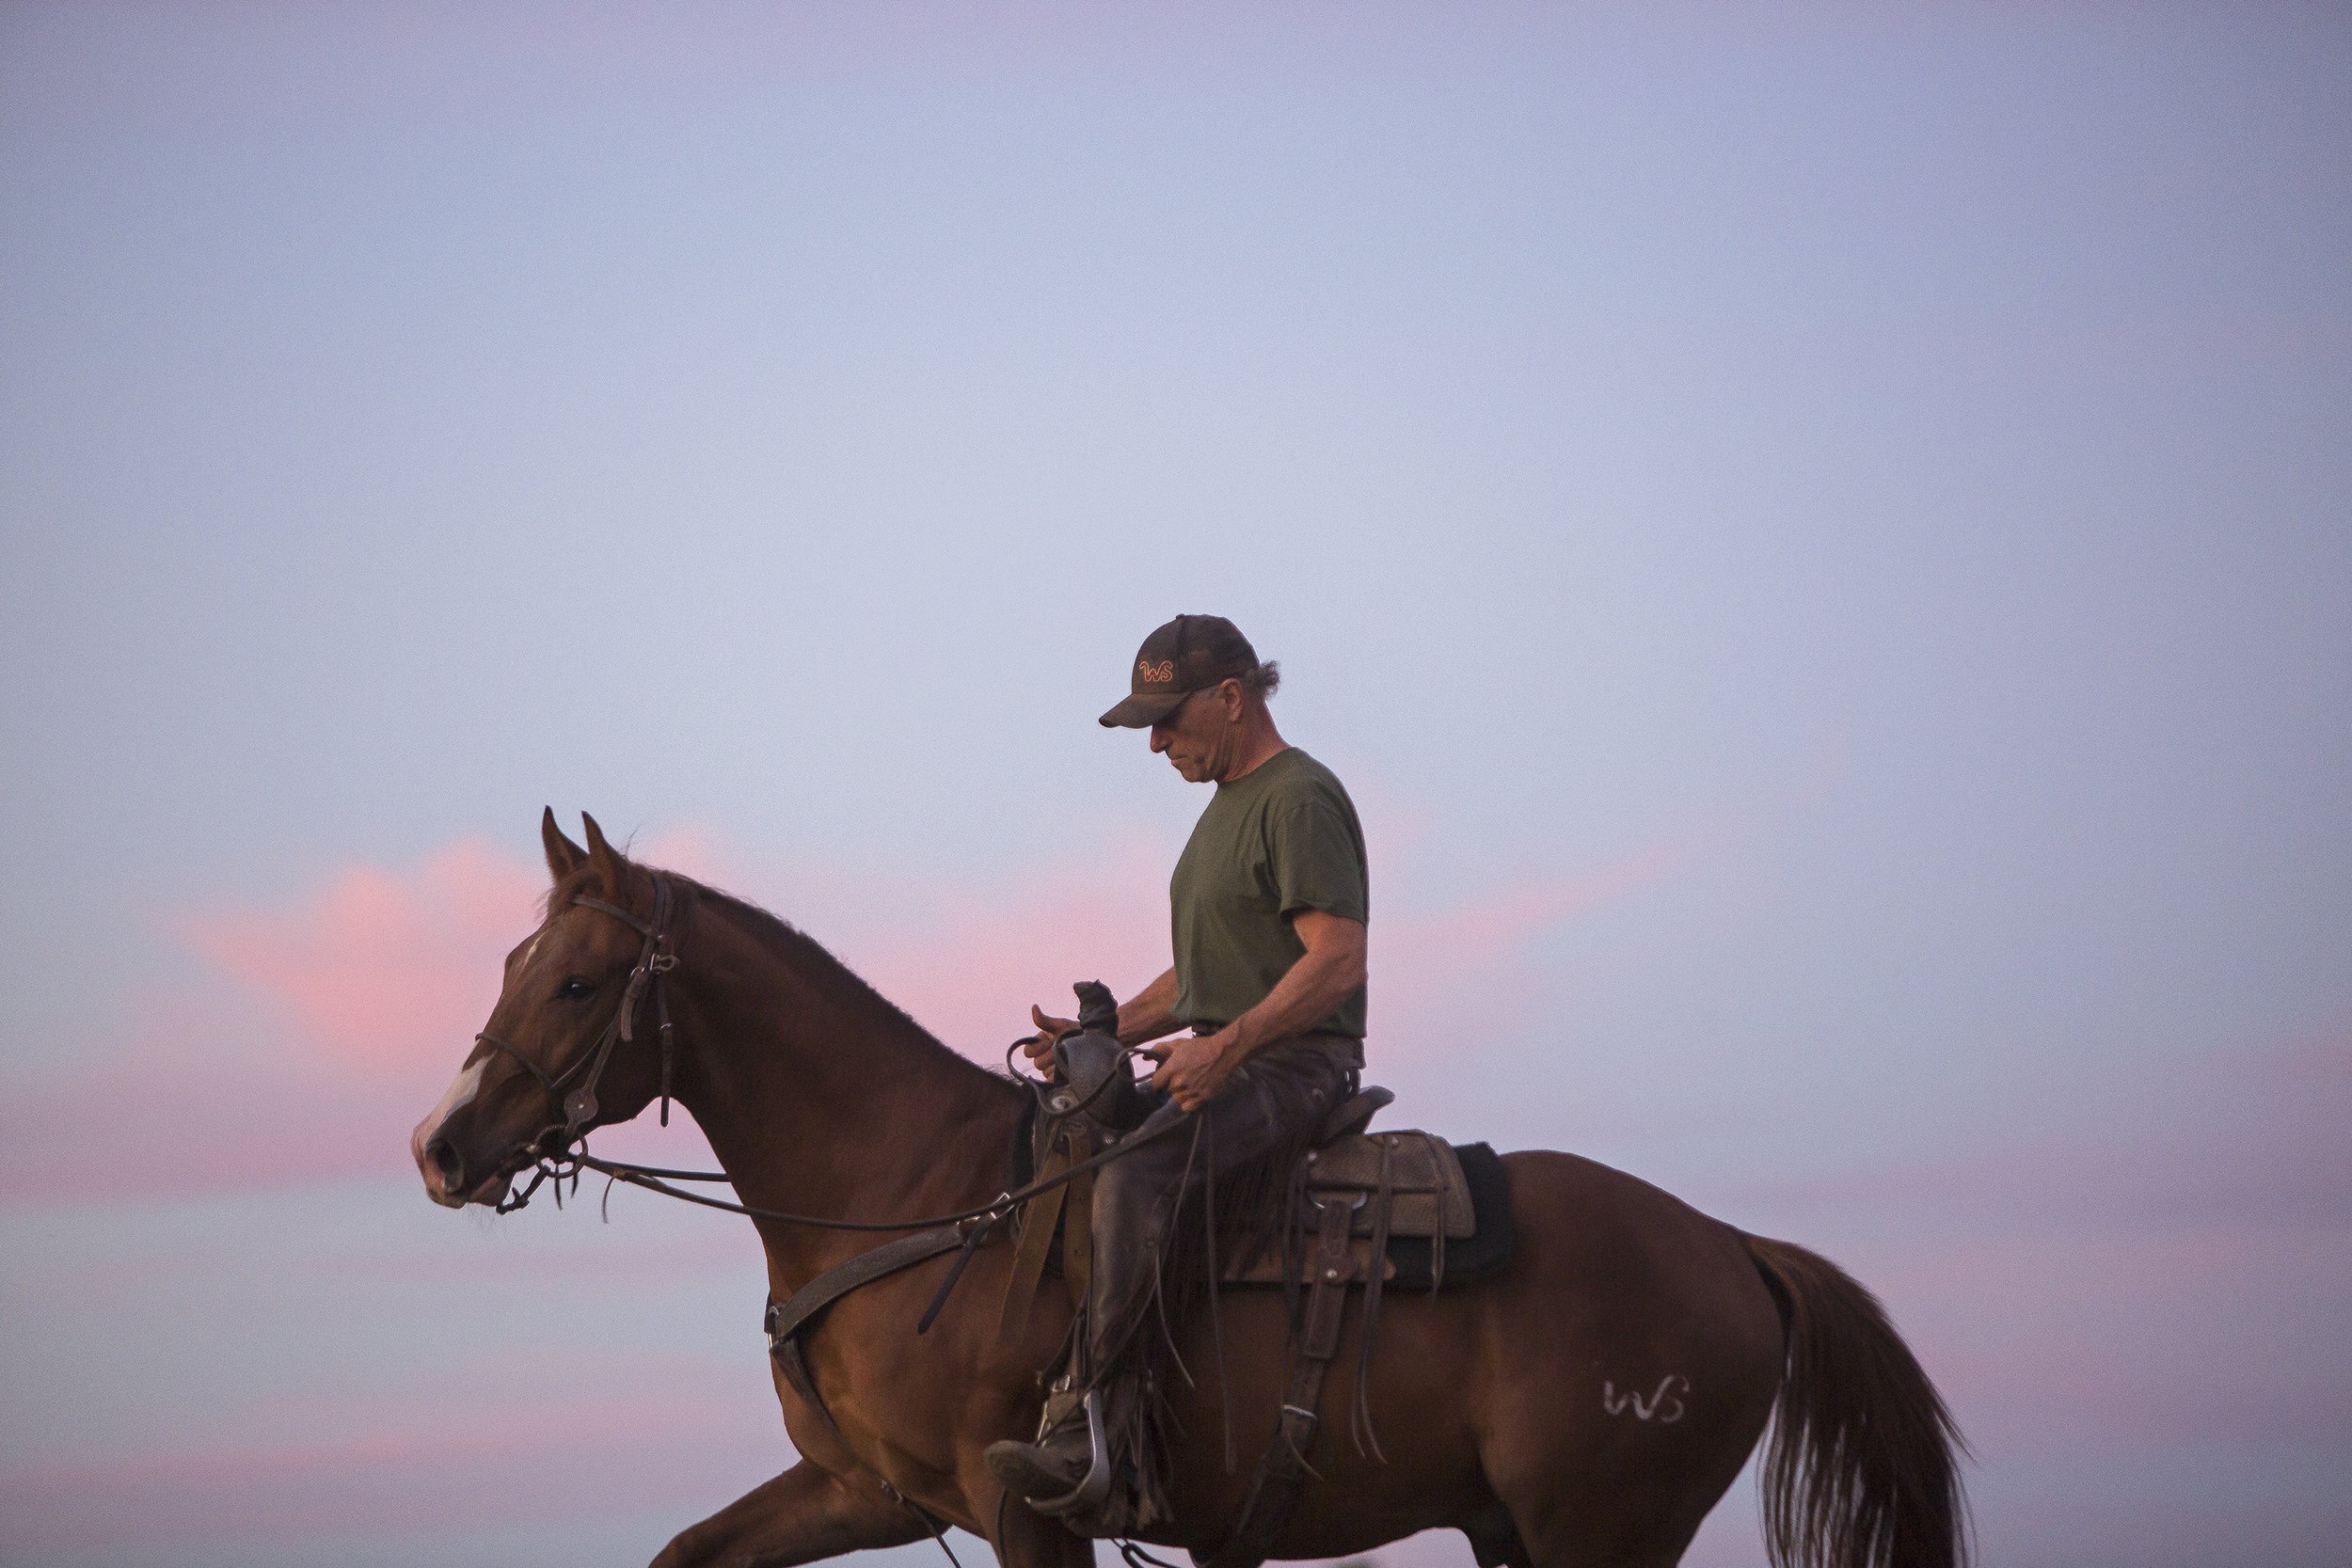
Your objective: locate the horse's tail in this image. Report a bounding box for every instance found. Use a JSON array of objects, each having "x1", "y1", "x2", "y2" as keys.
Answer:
[{"x1": 1743, "y1": 1235, "x2": 1970, "y2": 1568}]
